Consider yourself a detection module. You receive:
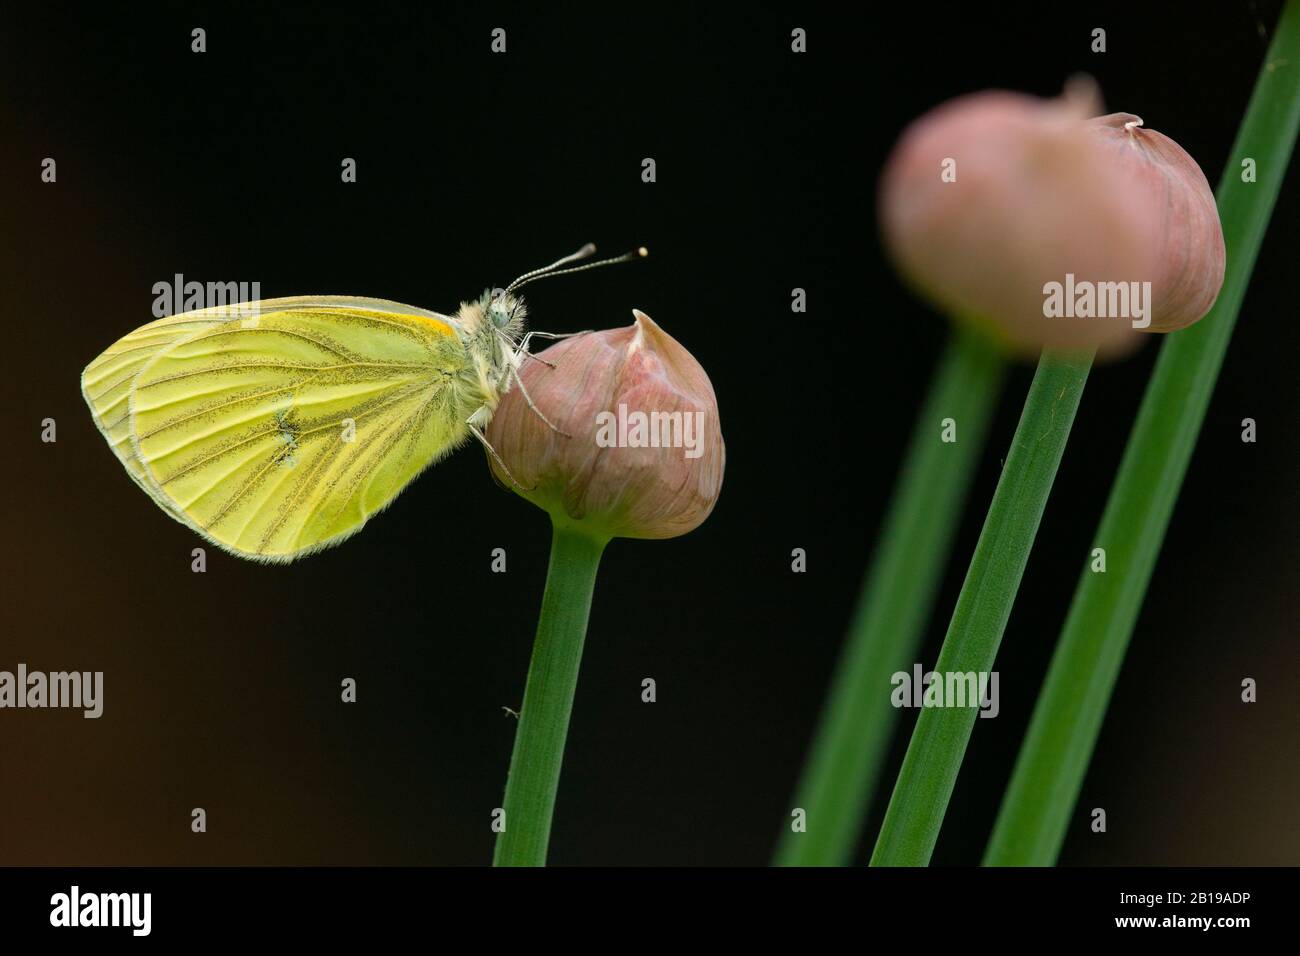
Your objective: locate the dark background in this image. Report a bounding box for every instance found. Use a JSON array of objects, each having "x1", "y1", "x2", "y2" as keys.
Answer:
[{"x1": 1, "y1": 2, "x2": 1295, "y2": 866}]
